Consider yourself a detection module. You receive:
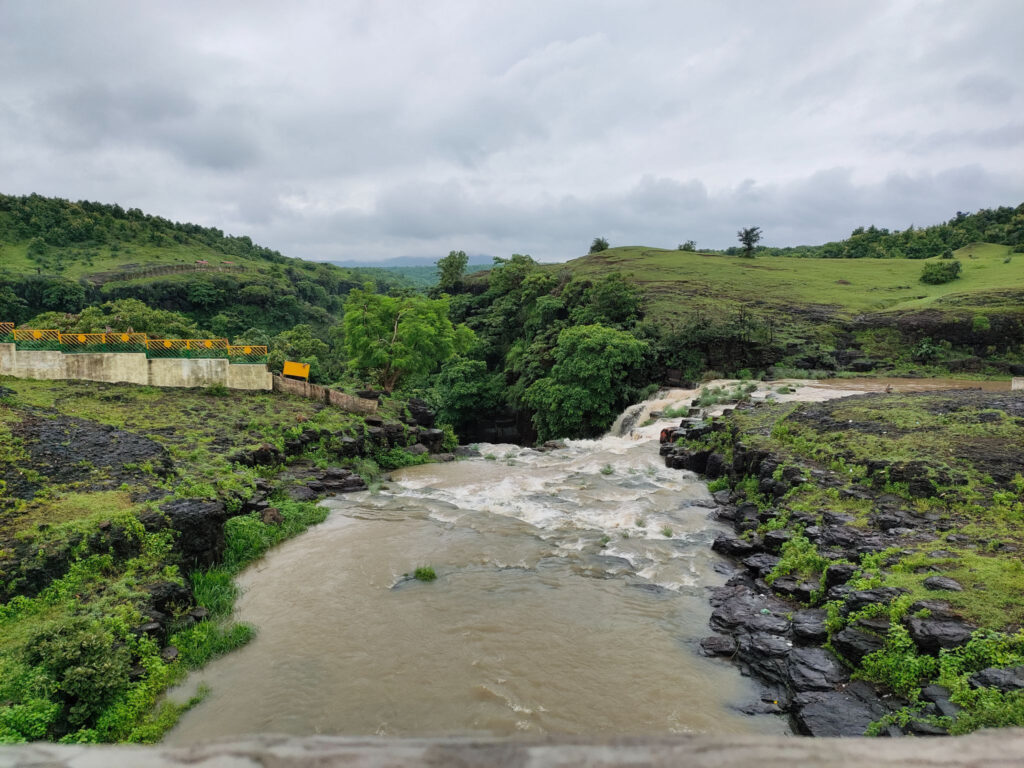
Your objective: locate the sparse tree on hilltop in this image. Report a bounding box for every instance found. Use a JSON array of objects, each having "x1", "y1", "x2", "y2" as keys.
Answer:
[
  {"x1": 737, "y1": 226, "x2": 762, "y2": 258},
  {"x1": 589, "y1": 237, "x2": 609, "y2": 254}
]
